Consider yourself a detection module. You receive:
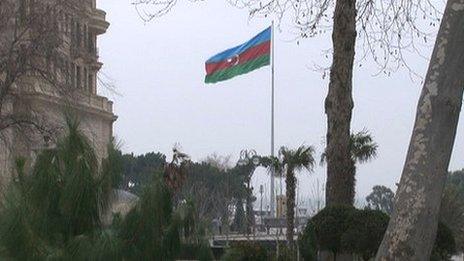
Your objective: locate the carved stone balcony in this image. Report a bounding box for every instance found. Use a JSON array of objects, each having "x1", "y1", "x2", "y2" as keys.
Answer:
[{"x1": 89, "y1": 9, "x2": 109, "y2": 35}]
